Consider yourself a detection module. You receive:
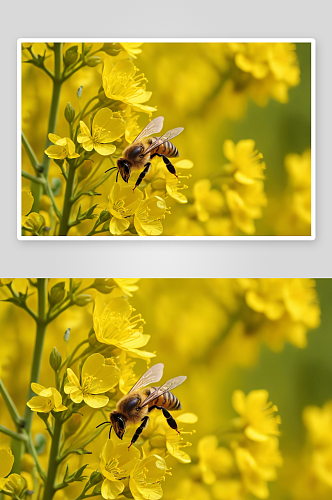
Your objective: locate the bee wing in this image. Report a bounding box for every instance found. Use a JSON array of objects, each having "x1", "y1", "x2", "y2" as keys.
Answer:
[
  {"x1": 128, "y1": 363, "x2": 164, "y2": 394},
  {"x1": 143, "y1": 127, "x2": 184, "y2": 156},
  {"x1": 133, "y1": 116, "x2": 164, "y2": 143},
  {"x1": 139, "y1": 375, "x2": 187, "y2": 408}
]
